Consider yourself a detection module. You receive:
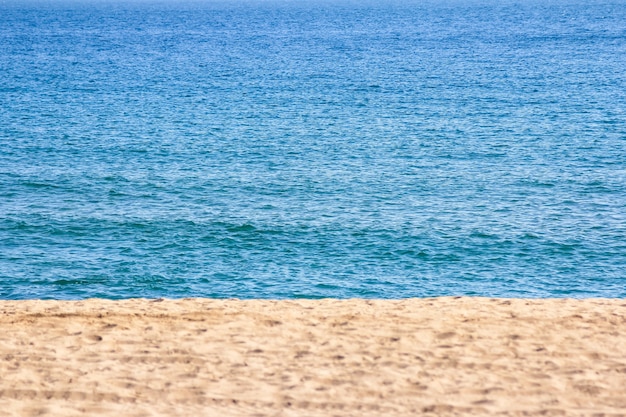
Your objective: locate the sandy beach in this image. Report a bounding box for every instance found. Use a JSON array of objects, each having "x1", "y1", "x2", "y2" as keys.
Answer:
[{"x1": 0, "y1": 297, "x2": 624, "y2": 416}]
